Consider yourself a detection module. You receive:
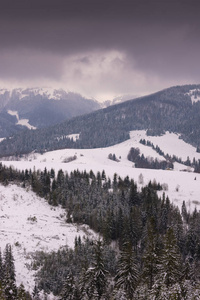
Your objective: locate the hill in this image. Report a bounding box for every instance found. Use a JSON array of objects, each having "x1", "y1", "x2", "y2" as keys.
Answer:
[
  {"x1": 2, "y1": 130, "x2": 200, "y2": 212},
  {"x1": 1, "y1": 130, "x2": 200, "y2": 298},
  {"x1": 0, "y1": 84, "x2": 200, "y2": 157},
  {"x1": 0, "y1": 88, "x2": 100, "y2": 137},
  {"x1": 0, "y1": 182, "x2": 96, "y2": 297}
]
